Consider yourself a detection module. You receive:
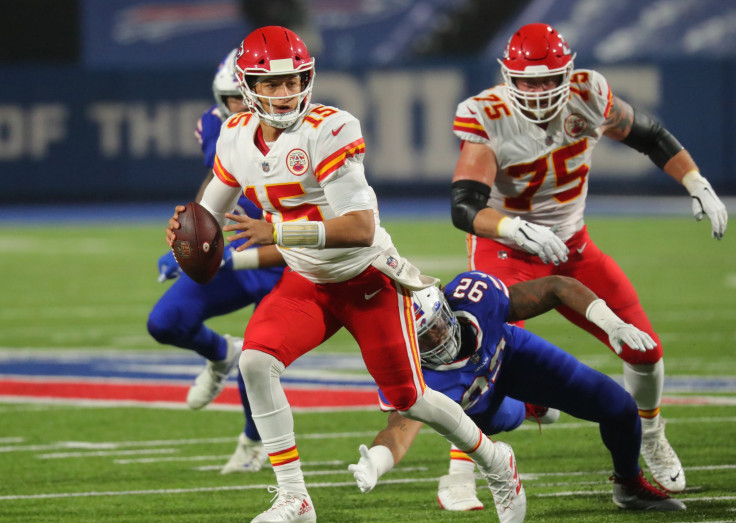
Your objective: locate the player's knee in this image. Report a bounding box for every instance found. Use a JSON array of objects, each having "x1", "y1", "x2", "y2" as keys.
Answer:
[
  {"x1": 622, "y1": 345, "x2": 662, "y2": 365},
  {"x1": 383, "y1": 386, "x2": 419, "y2": 413},
  {"x1": 146, "y1": 307, "x2": 184, "y2": 345},
  {"x1": 239, "y1": 348, "x2": 284, "y2": 389},
  {"x1": 600, "y1": 380, "x2": 639, "y2": 423}
]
